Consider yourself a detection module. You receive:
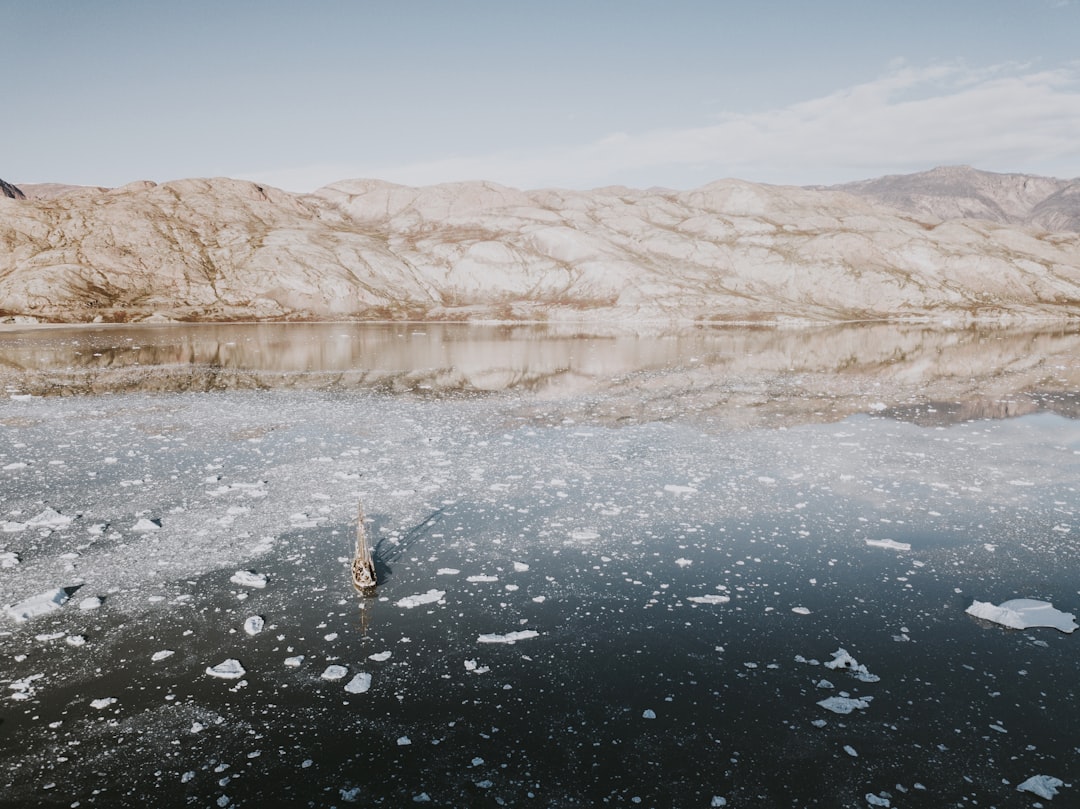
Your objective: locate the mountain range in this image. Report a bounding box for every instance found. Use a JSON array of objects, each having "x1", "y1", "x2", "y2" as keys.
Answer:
[{"x1": 2, "y1": 166, "x2": 1079, "y2": 324}]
